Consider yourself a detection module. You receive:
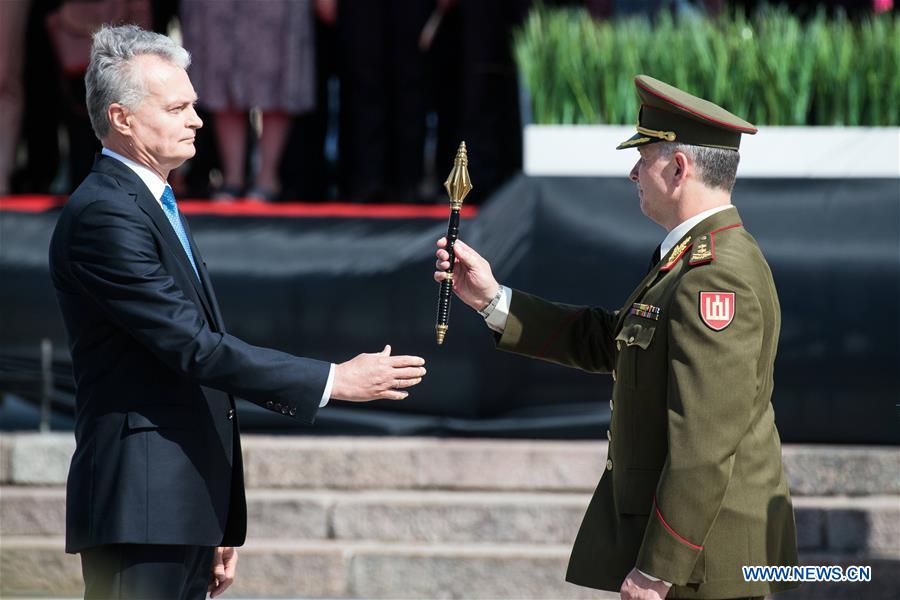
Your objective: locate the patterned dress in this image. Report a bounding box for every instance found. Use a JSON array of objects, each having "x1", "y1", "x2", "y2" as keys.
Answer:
[{"x1": 180, "y1": 0, "x2": 315, "y2": 114}]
